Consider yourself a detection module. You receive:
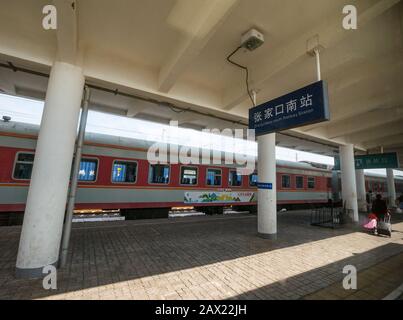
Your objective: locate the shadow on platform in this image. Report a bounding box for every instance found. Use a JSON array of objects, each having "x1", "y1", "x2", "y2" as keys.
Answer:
[{"x1": 0, "y1": 210, "x2": 402, "y2": 299}]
